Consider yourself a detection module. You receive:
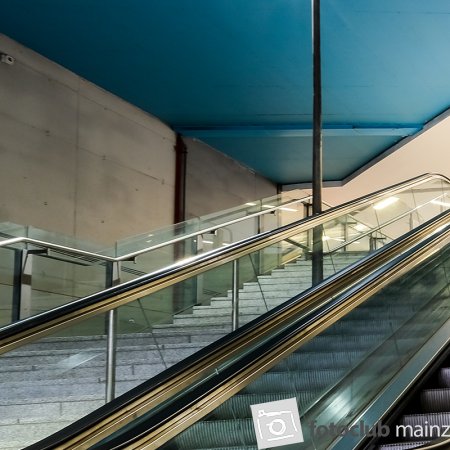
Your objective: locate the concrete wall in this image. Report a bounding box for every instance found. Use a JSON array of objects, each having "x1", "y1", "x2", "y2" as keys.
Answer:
[
  {"x1": 321, "y1": 111, "x2": 450, "y2": 206},
  {"x1": 0, "y1": 35, "x2": 279, "y2": 247},
  {"x1": 0, "y1": 34, "x2": 177, "y2": 246},
  {"x1": 184, "y1": 137, "x2": 277, "y2": 219}
]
